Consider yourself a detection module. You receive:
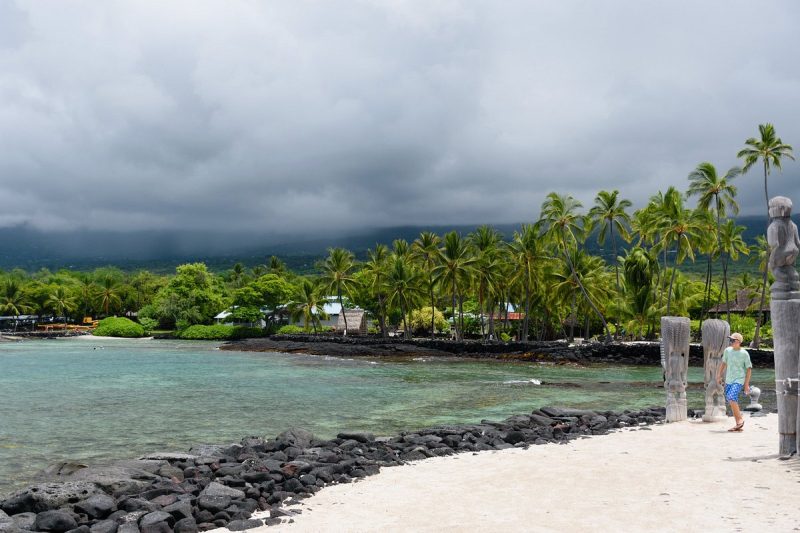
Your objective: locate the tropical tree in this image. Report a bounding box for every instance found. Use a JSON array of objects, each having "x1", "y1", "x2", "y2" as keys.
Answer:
[
  {"x1": 748, "y1": 235, "x2": 771, "y2": 346},
  {"x1": 540, "y1": 192, "x2": 611, "y2": 341},
  {"x1": 687, "y1": 162, "x2": 741, "y2": 317},
  {"x1": 384, "y1": 257, "x2": 424, "y2": 339},
  {"x1": 362, "y1": 244, "x2": 391, "y2": 337},
  {"x1": 320, "y1": 248, "x2": 356, "y2": 335},
  {"x1": 411, "y1": 231, "x2": 441, "y2": 339},
  {"x1": 469, "y1": 225, "x2": 503, "y2": 340},
  {"x1": 620, "y1": 247, "x2": 659, "y2": 339},
  {"x1": 96, "y1": 276, "x2": 122, "y2": 317},
  {"x1": 288, "y1": 279, "x2": 327, "y2": 333},
  {"x1": 589, "y1": 189, "x2": 632, "y2": 337},
  {"x1": 716, "y1": 220, "x2": 749, "y2": 323},
  {"x1": 432, "y1": 232, "x2": 475, "y2": 340},
  {"x1": 0, "y1": 279, "x2": 32, "y2": 331},
  {"x1": 506, "y1": 223, "x2": 546, "y2": 341},
  {"x1": 656, "y1": 190, "x2": 704, "y2": 315},
  {"x1": 738, "y1": 123, "x2": 794, "y2": 347},
  {"x1": 48, "y1": 286, "x2": 77, "y2": 330}
]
